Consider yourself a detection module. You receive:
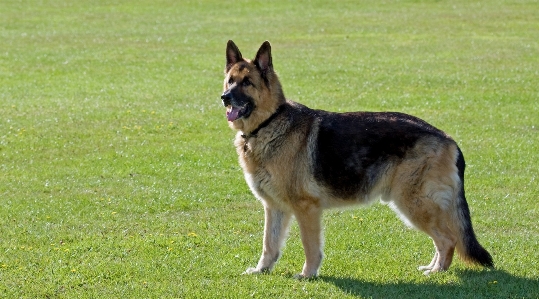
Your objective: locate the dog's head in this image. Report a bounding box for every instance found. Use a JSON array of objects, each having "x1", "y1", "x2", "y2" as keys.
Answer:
[{"x1": 222, "y1": 40, "x2": 285, "y2": 132}]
